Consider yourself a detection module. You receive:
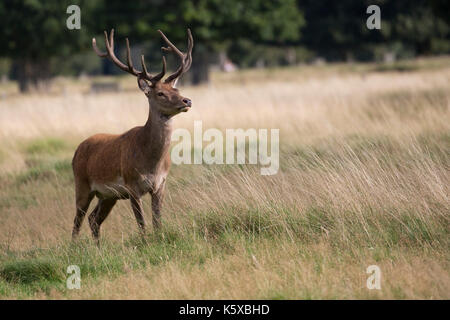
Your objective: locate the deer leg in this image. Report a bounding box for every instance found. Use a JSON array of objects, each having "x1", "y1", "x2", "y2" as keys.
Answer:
[
  {"x1": 72, "y1": 187, "x2": 94, "y2": 240},
  {"x1": 130, "y1": 195, "x2": 146, "y2": 235},
  {"x1": 151, "y1": 180, "x2": 166, "y2": 231},
  {"x1": 89, "y1": 198, "x2": 117, "y2": 243},
  {"x1": 87, "y1": 199, "x2": 101, "y2": 241}
]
